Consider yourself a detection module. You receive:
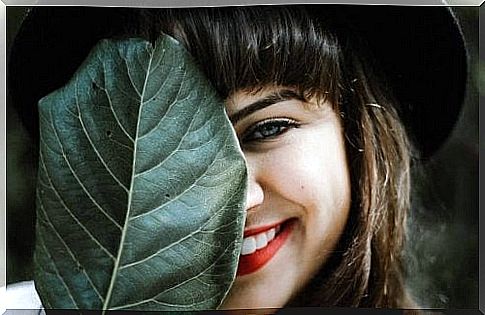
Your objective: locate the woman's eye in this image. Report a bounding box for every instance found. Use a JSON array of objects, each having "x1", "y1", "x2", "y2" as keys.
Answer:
[{"x1": 241, "y1": 118, "x2": 299, "y2": 143}]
